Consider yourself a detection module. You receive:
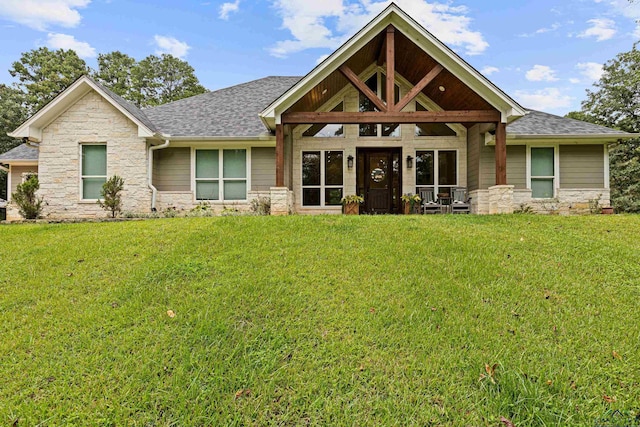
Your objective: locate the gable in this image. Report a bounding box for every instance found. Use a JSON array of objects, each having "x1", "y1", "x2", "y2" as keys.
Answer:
[{"x1": 260, "y1": 3, "x2": 525, "y2": 129}]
